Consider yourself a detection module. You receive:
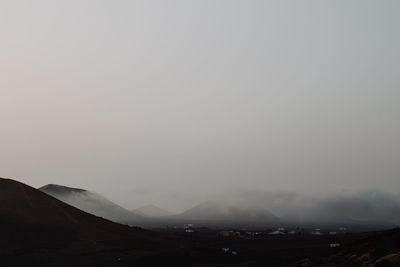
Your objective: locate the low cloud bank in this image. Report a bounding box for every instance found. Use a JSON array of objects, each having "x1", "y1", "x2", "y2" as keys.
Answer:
[{"x1": 203, "y1": 190, "x2": 400, "y2": 225}]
